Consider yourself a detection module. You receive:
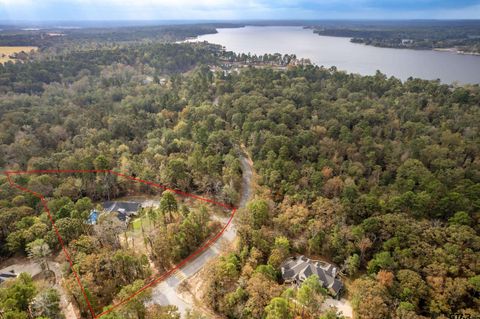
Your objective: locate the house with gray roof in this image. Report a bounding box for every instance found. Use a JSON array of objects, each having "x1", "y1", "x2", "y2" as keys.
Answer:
[
  {"x1": 102, "y1": 201, "x2": 140, "y2": 224},
  {"x1": 281, "y1": 255, "x2": 343, "y2": 297}
]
